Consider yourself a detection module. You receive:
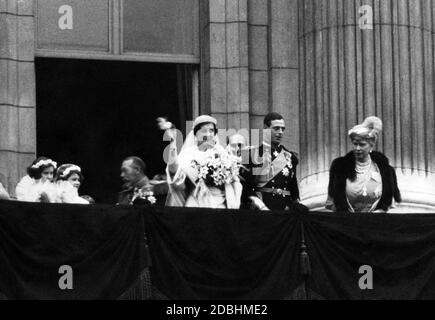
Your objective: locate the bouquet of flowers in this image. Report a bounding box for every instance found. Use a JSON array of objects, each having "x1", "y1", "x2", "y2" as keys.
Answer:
[
  {"x1": 131, "y1": 188, "x2": 156, "y2": 205},
  {"x1": 191, "y1": 149, "x2": 241, "y2": 188}
]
